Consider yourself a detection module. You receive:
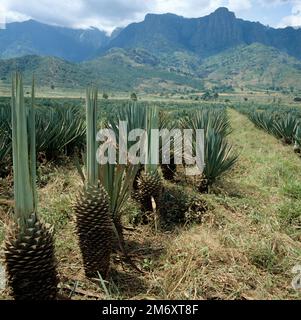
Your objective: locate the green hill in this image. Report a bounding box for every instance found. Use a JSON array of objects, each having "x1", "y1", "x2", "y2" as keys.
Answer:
[
  {"x1": 200, "y1": 43, "x2": 301, "y2": 91},
  {"x1": 1, "y1": 43, "x2": 301, "y2": 93},
  {"x1": 0, "y1": 55, "x2": 87, "y2": 88},
  {"x1": 0, "y1": 50, "x2": 203, "y2": 93}
]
